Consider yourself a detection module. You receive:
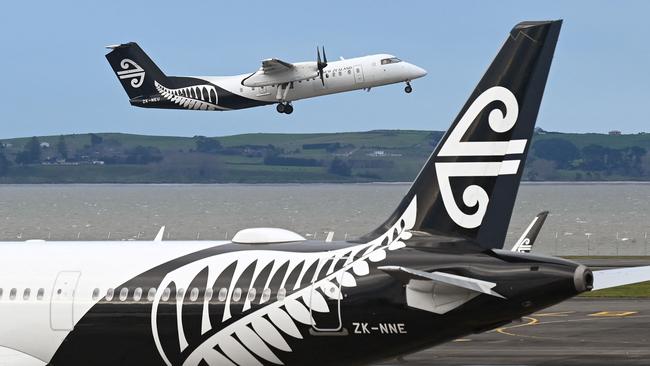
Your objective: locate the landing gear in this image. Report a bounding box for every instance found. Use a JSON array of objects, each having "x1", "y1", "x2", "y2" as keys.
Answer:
[
  {"x1": 276, "y1": 102, "x2": 293, "y2": 114},
  {"x1": 404, "y1": 82, "x2": 413, "y2": 94}
]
